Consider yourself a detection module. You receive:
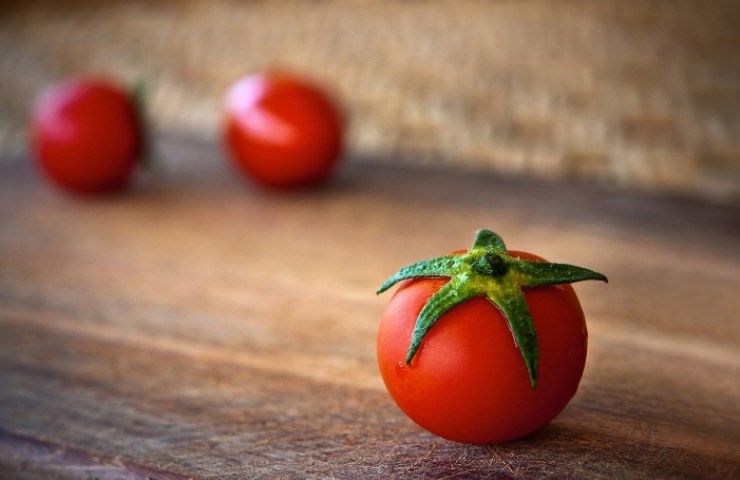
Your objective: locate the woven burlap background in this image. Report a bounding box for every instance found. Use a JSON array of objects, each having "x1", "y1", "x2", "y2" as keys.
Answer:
[{"x1": 1, "y1": 0, "x2": 738, "y2": 199}]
